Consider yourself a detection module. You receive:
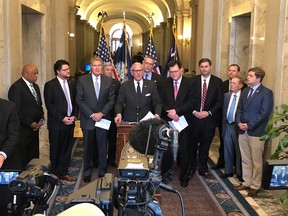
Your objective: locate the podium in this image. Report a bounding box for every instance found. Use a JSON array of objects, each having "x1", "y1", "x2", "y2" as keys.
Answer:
[{"x1": 116, "y1": 123, "x2": 135, "y2": 165}]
